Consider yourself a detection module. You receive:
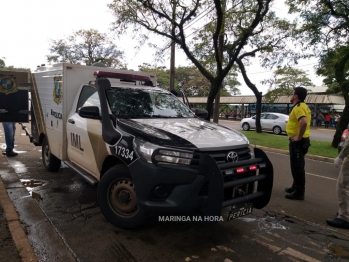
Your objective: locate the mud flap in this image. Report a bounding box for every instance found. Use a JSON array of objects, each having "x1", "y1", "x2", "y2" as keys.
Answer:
[
  {"x1": 252, "y1": 147, "x2": 273, "y2": 209},
  {"x1": 199, "y1": 154, "x2": 223, "y2": 222}
]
